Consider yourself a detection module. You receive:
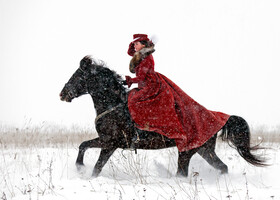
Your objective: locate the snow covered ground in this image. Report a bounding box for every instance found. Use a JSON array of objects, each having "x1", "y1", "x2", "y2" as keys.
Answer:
[{"x1": 1, "y1": 140, "x2": 279, "y2": 200}]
